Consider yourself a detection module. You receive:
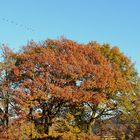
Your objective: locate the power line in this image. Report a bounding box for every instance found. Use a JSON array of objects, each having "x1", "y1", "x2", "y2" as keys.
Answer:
[{"x1": 0, "y1": 17, "x2": 36, "y2": 33}]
